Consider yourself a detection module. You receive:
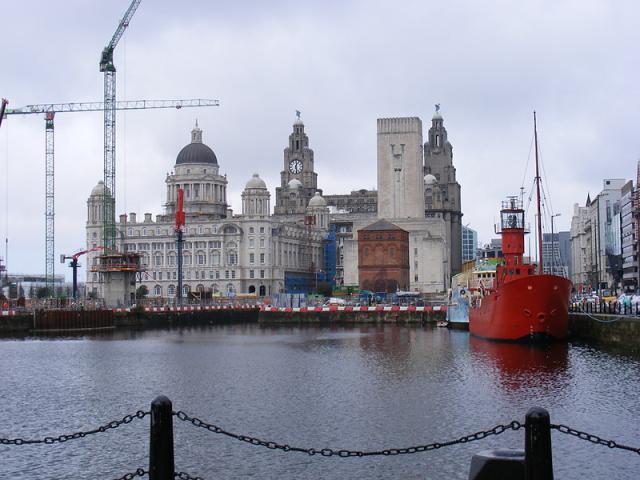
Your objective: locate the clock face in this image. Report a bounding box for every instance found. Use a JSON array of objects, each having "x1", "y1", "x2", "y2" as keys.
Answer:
[{"x1": 289, "y1": 159, "x2": 303, "y2": 174}]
